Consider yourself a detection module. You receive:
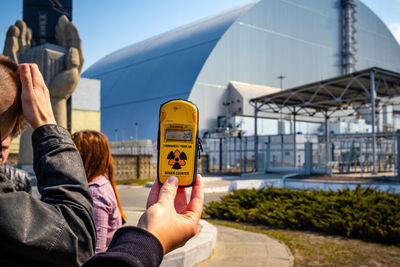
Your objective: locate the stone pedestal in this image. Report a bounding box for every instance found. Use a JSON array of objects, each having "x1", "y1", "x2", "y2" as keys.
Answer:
[
  {"x1": 18, "y1": 43, "x2": 67, "y2": 166},
  {"x1": 20, "y1": 43, "x2": 67, "y2": 84}
]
